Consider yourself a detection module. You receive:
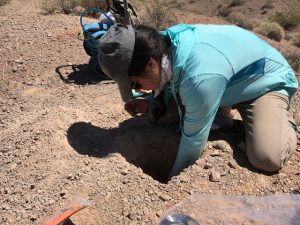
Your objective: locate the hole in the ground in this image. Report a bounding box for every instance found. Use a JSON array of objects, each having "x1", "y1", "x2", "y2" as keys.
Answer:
[{"x1": 67, "y1": 118, "x2": 180, "y2": 183}]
